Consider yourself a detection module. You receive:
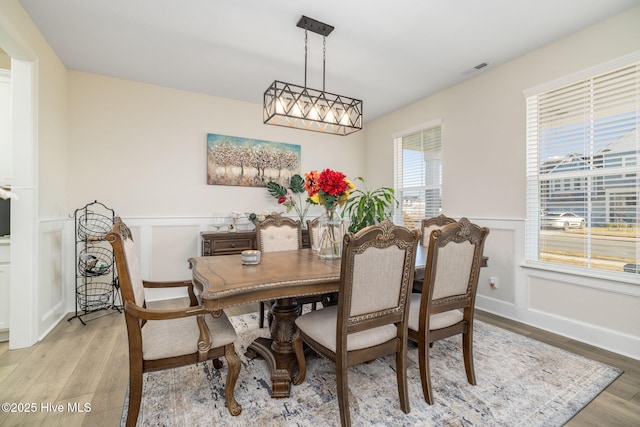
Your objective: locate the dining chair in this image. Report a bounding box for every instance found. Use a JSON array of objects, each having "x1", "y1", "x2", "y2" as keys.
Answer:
[
  {"x1": 306, "y1": 217, "x2": 320, "y2": 250},
  {"x1": 420, "y1": 214, "x2": 457, "y2": 247},
  {"x1": 106, "y1": 217, "x2": 242, "y2": 426},
  {"x1": 413, "y1": 214, "x2": 457, "y2": 293},
  {"x1": 407, "y1": 217, "x2": 489, "y2": 404},
  {"x1": 255, "y1": 216, "x2": 321, "y2": 327},
  {"x1": 292, "y1": 219, "x2": 421, "y2": 427}
]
